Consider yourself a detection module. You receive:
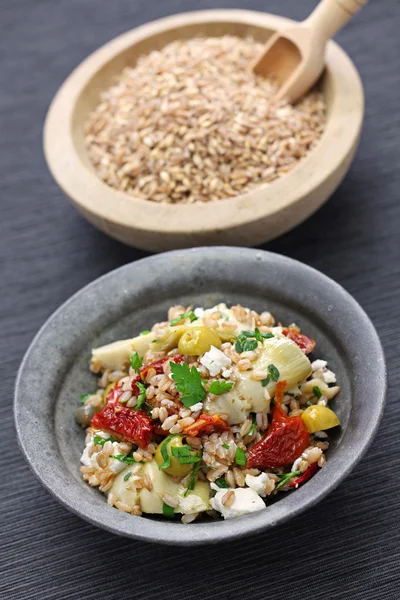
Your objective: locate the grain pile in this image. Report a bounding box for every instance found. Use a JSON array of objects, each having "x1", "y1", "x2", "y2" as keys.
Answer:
[{"x1": 84, "y1": 36, "x2": 326, "y2": 204}]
